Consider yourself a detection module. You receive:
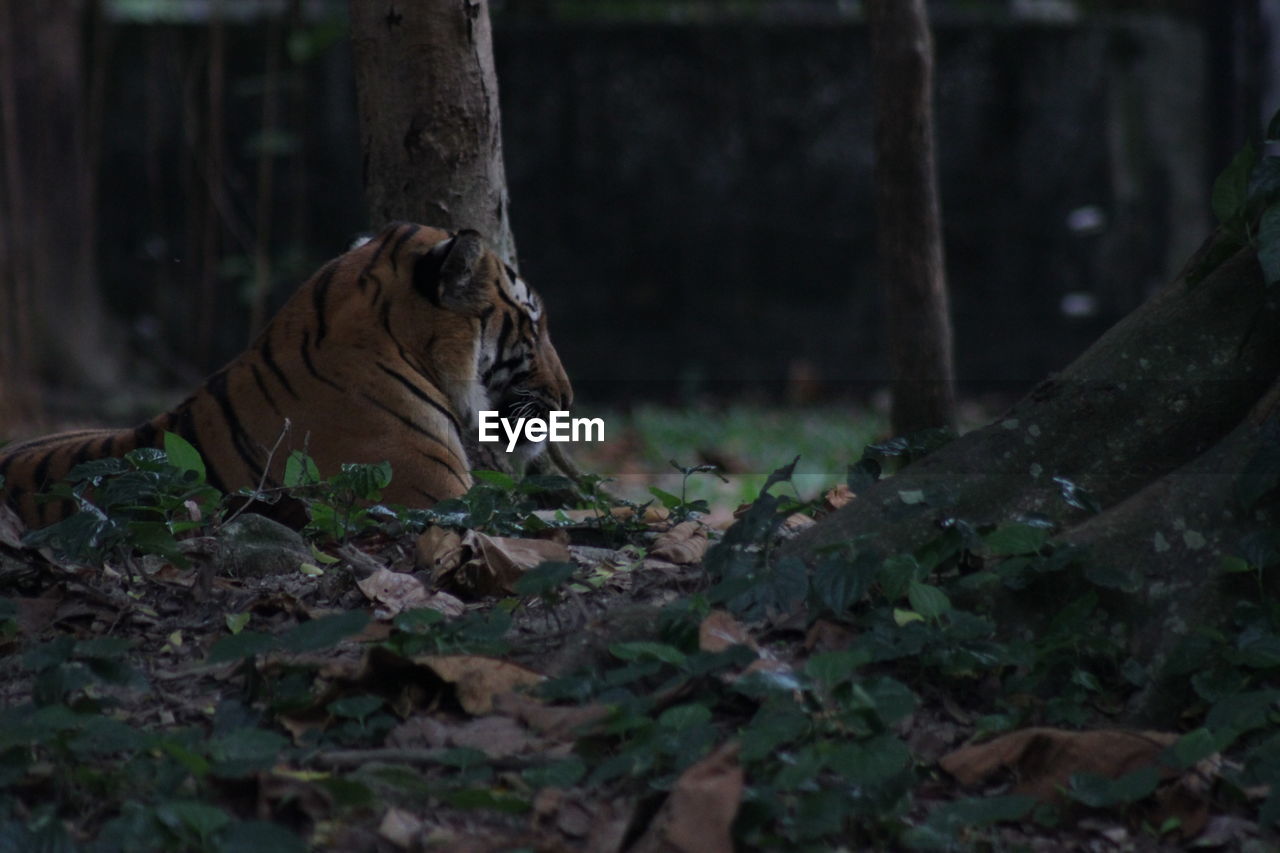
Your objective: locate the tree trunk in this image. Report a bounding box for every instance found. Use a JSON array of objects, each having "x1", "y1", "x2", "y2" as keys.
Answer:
[
  {"x1": 0, "y1": 0, "x2": 121, "y2": 424},
  {"x1": 348, "y1": 0, "x2": 517, "y2": 266},
  {"x1": 791, "y1": 234, "x2": 1280, "y2": 721},
  {"x1": 867, "y1": 0, "x2": 956, "y2": 435}
]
